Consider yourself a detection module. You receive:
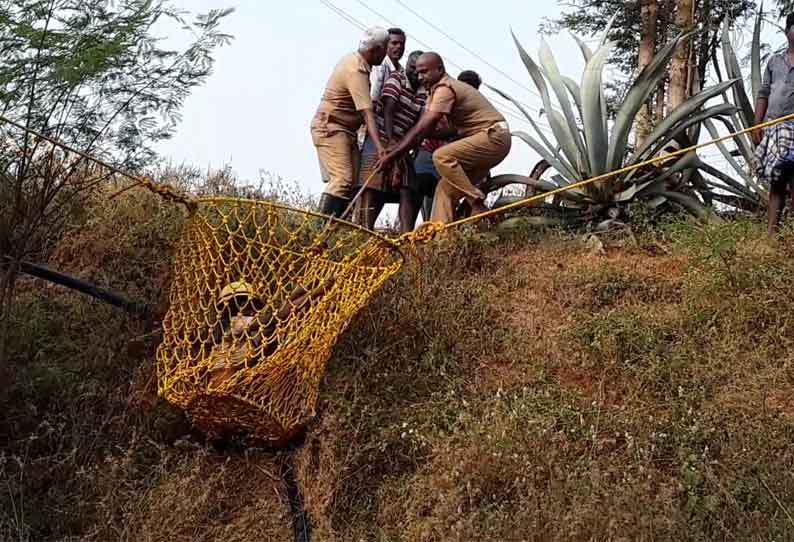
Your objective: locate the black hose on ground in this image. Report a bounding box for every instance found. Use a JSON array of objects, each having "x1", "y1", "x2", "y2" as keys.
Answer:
[
  {"x1": 1, "y1": 255, "x2": 151, "y2": 318},
  {"x1": 283, "y1": 452, "x2": 311, "y2": 542}
]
